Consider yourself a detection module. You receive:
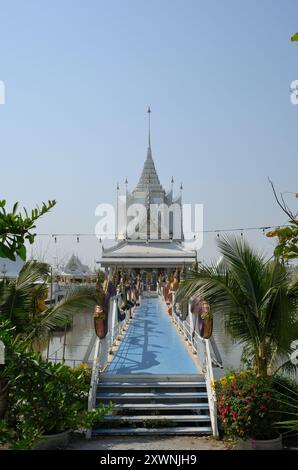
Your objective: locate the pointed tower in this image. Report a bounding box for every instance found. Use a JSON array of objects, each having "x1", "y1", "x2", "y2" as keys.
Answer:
[{"x1": 132, "y1": 107, "x2": 165, "y2": 198}]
